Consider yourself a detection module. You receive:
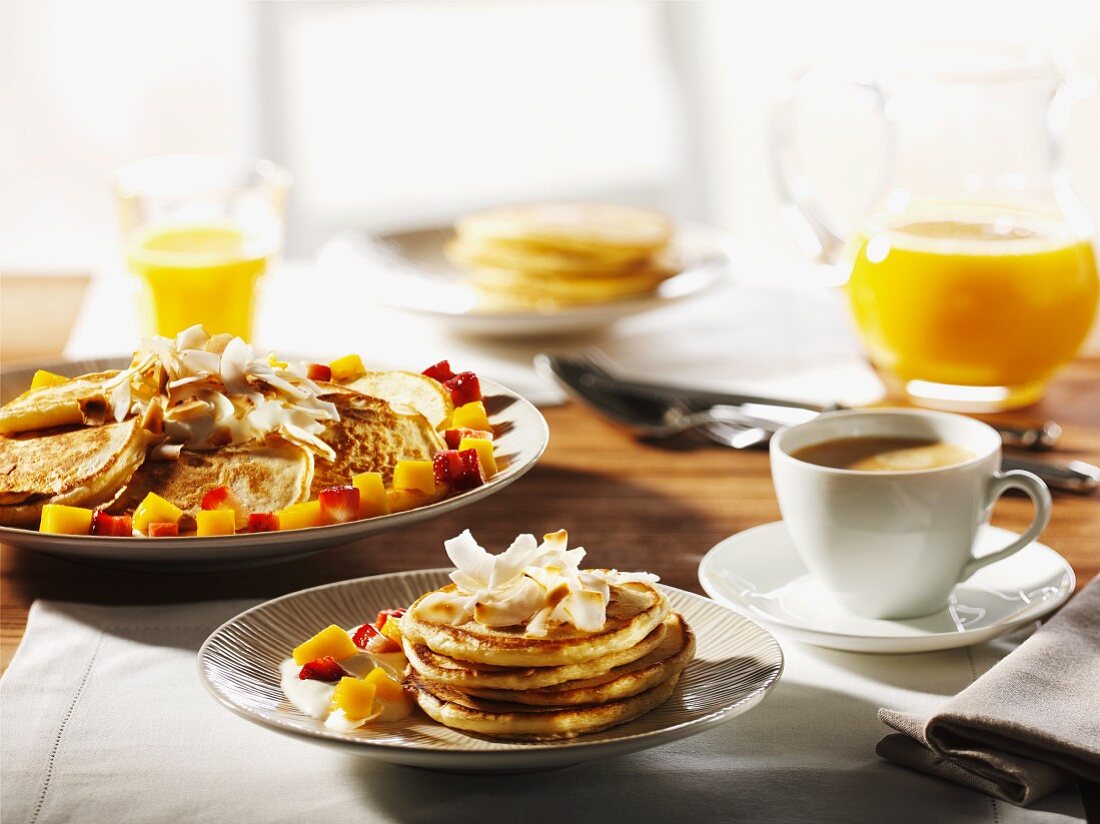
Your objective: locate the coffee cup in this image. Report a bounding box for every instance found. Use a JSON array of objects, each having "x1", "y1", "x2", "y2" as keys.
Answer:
[{"x1": 769, "y1": 409, "x2": 1052, "y2": 620}]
